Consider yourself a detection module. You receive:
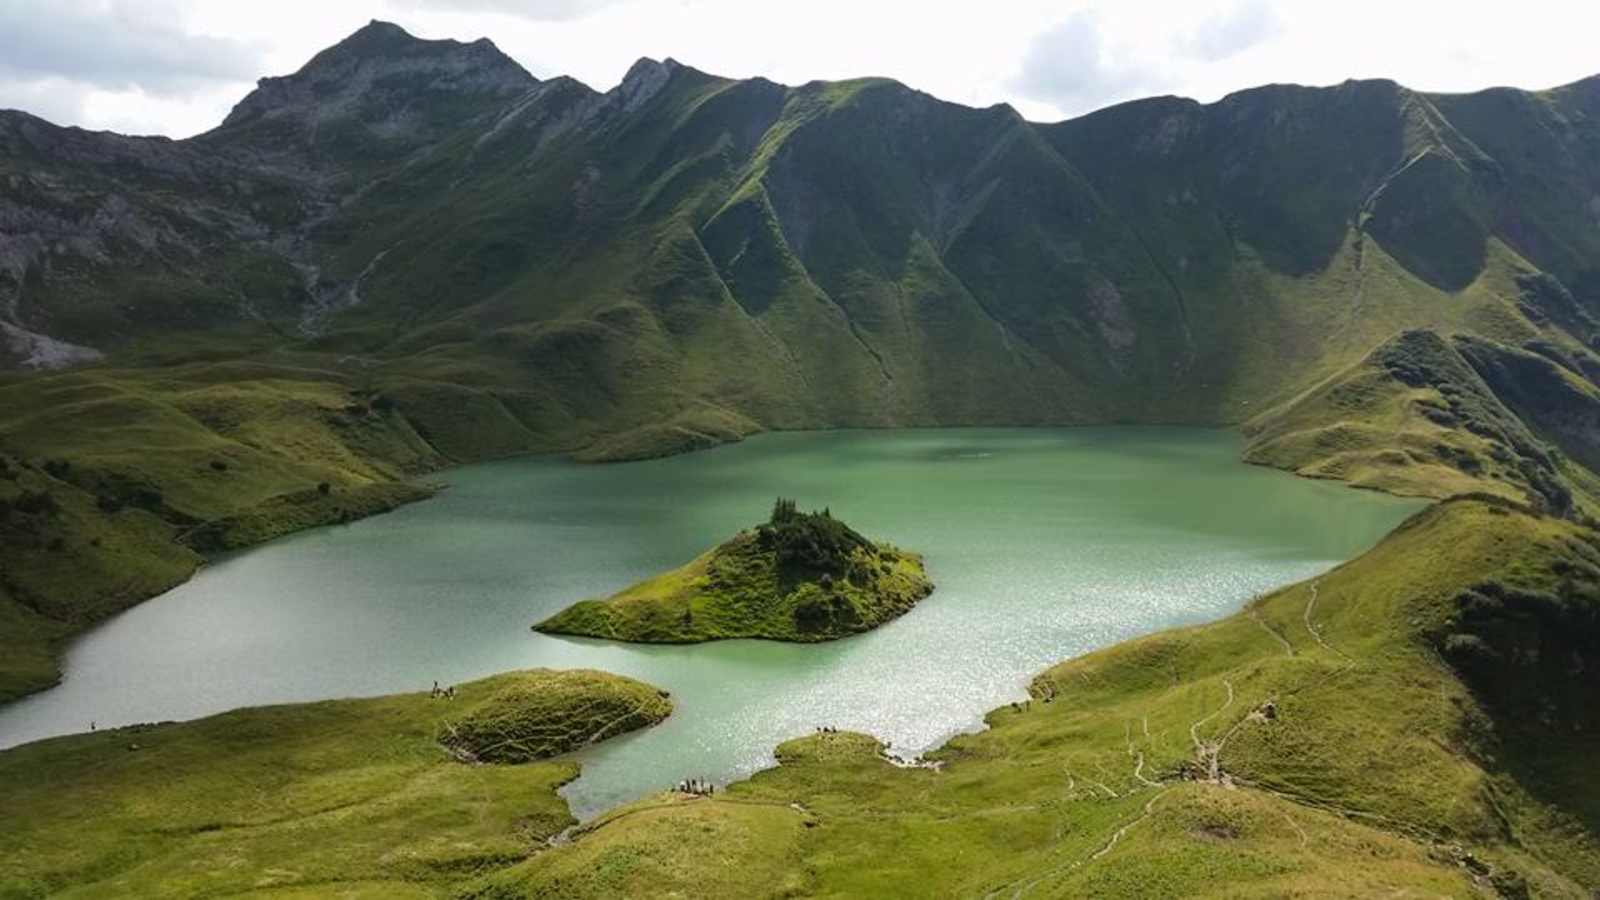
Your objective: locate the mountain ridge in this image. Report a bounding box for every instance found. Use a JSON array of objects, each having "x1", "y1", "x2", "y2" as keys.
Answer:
[
  {"x1": 10, "y1": 20, "x2": 1600, "y2": 137},
  {"x1": 3, "y1": 20, "x2": 1597, "y2": 453}
]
